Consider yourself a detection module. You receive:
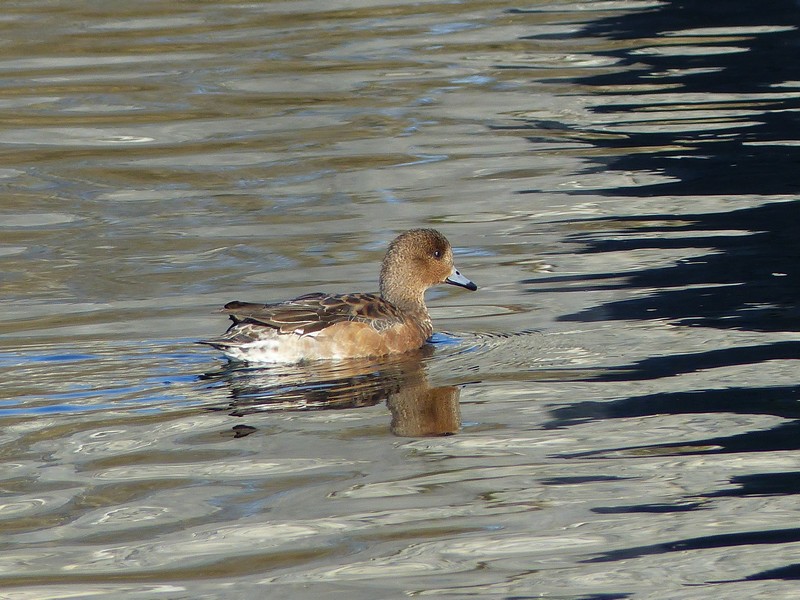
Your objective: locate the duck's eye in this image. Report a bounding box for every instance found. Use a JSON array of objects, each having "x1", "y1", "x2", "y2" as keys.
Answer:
[{"x1": 433, "y1": 250, "x2": 442, "y2": 259}]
